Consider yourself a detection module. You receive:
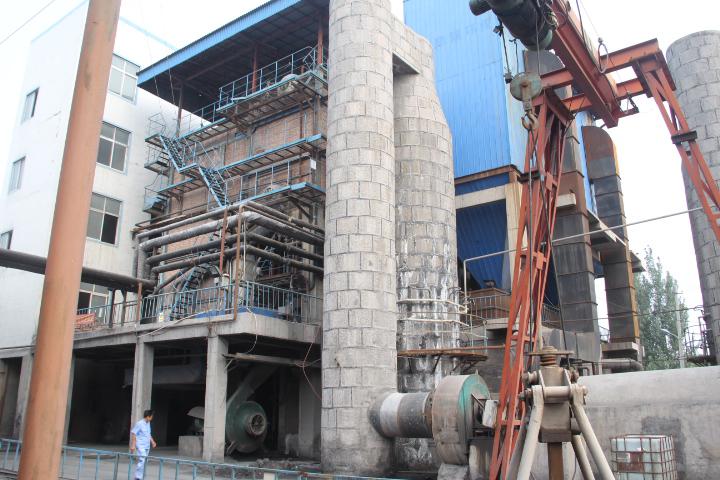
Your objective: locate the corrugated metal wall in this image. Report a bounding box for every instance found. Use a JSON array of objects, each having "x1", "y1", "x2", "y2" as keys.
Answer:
[
  {"x1": 405, "y1": 0, "x2": 523, "y2": 177},
  {"x1": 456, "y1": 201, "x2": 509, "y2": 290}
]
